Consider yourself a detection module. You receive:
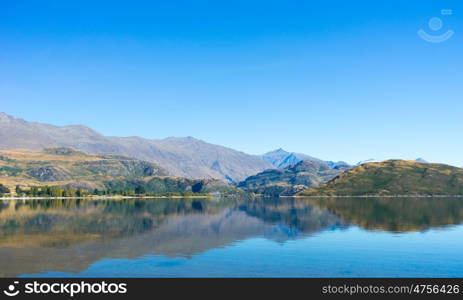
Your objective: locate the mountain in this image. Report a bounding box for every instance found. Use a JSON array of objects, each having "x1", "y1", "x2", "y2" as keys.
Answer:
[
  {"x1": 260, "y1": 148, "x2": 321, "y2": 168},
  {"x1": 325, "y1": 160, "x2": 351, "y2": 169},
  {"x1": 415, "y1": 158, "x2": 429, "y2": 163},
  {"x1": 238, "y1": 160, "x2": 350, "y2": 196},
  {"x1": 299, "y1": 160, "x2": 463, "y2": 196},
  {"x1": 0, "y1": 147, "x2": 234, "y2": 195},
  {"x1": 0, "y1": 112, "x2": 272, "y2": 182},
  {"x1": 261, "y1": 148, "x2": 350, "y2": 169}
]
